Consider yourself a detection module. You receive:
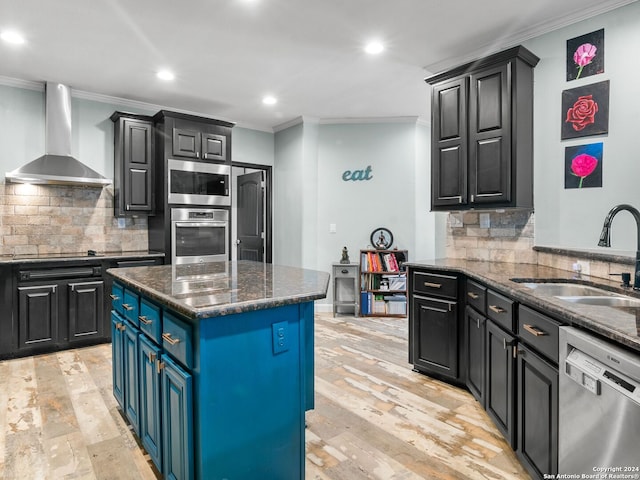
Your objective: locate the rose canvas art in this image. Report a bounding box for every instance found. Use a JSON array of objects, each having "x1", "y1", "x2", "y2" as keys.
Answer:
[
  {"x1": 566, "y1": 29, "x2": 604, "y2": 81},
  {"x1": 561, "y1": 80, "x2": 609, "y2": 140},
  {"x1": 564, "y1": 142, "x2": 603, "y2": 189}
]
